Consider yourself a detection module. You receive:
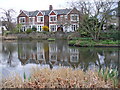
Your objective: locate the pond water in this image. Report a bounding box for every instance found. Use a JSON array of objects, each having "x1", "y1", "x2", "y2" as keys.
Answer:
[{"x1": 0, "y1": 40, "x2": 120, "y2": 79}]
